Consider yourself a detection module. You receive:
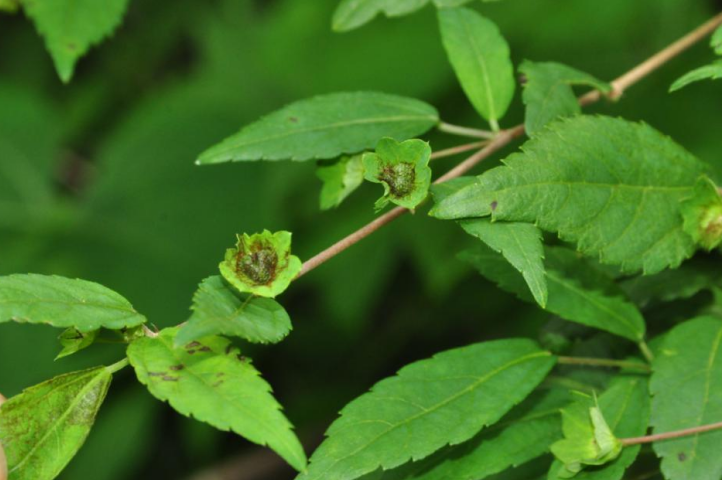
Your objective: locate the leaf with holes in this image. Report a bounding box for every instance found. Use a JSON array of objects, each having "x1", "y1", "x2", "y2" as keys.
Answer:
[
  {"x1": 519, "y1": 61, "x2": 611, "y2": 136},
  {"x1": 650, "y1": 316, "x2": 722, "y2": 480},
  {"x1": 175, "y1": 276, "x2": 292, "y2": 347},
  {"x1": 460, "y1": 219, "x2": 548, "y2": 307},
  {"x1": 22, "y1": 0, "x2": 130, "y2": 82},
  {"x1": 432, "y1": 116, "x2": 709, "y2": 274},
  {"x1": 197, "y1": 92, "x2": 439, "y2": 164},
  {"x1": 0, "y1": 274, "x2": 146, "y2": 332},
  {"x1": 0, "y1": 365, "x2": 115, "y2": 480},
  {"x1": 438, "y1": 7, "x2": 514, "y2": 128},
  {"x1": 297, "y1": 339, "x2": 556, "y2": 480},
  {"x1": 127, "y1": 327, "x2": 306, "y2": 472},
  {"x1": 363, "y1": 137, "x2": 432, "y2": 211}
]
